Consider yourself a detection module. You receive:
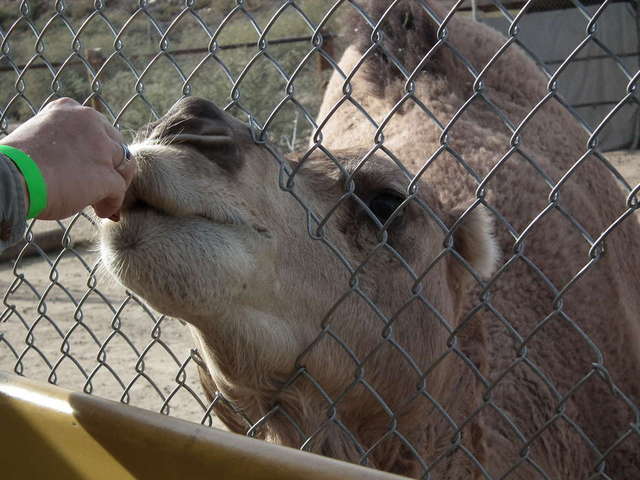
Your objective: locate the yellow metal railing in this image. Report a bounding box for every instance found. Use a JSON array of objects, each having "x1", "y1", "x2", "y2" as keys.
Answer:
[{"x1": 0, "y1": 372, "x2": 408, "y2": 480}]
